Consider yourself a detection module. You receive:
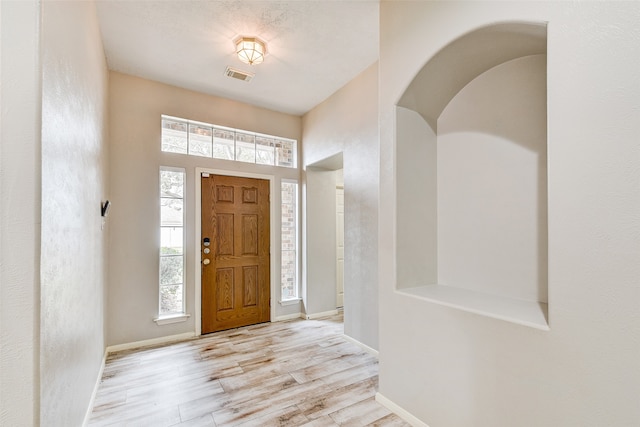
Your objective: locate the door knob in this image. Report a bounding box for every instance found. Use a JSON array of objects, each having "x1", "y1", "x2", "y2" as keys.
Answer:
[{"x1": 203, "y1": 258, "x2": 210, "y2": 265}]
